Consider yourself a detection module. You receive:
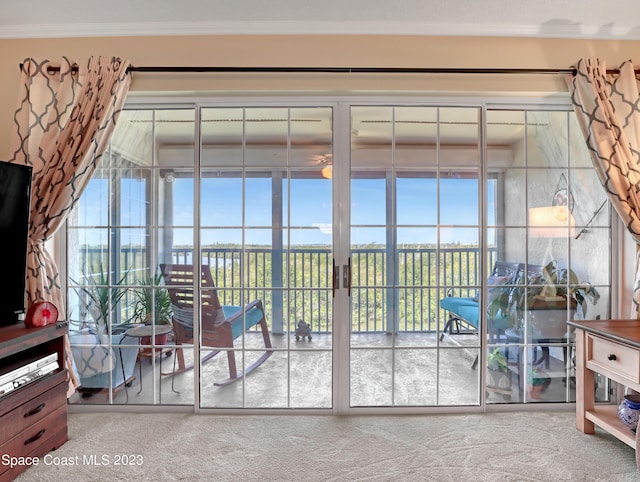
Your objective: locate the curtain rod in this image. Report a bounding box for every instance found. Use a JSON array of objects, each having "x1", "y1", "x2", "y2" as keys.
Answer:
[
  {"x1": 20, "y1": 64, "x2": 640, "y2": 76},
  {"x1": 18, "y1": 63, "x2": 578, "y2": 75},
  {"x1": 128, "y1": 66, "x2": 580, "y2": 75}
]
